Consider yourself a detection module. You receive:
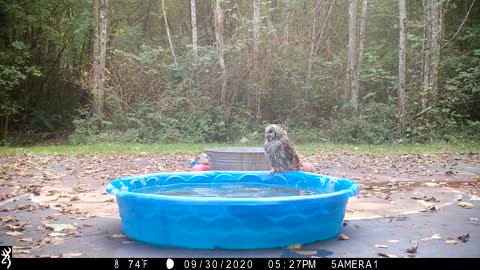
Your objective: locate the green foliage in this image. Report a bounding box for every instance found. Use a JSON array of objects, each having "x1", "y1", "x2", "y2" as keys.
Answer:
[
  {"x1": 0, "y1": 41, "x2": 41, "y2": 116},
  {"x1": 407, "y1": 108, "x2": 480, "y2": 143},
  {"x1": 1, "y1": 0, "x2": 479, "y2": 146},
  {"x1": 329, "y1": 101, "x2": 398, "y2": 144},
  {"x1": 69, "y1": 101, "x2": 259, "y2": 145}
]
